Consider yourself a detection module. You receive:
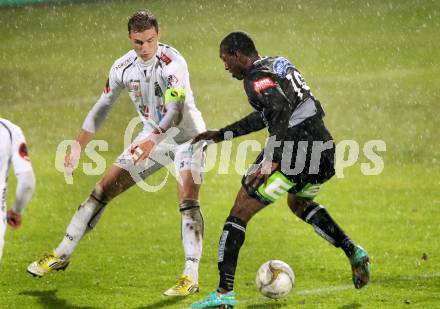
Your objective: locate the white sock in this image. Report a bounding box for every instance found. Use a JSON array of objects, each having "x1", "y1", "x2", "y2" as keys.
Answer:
[
  {"x1": 180, "y1": 201, "x2": 204, "y2": 283},
  {"x1": 55, "y1": 186, "x2": 108, "y2": 259}
]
